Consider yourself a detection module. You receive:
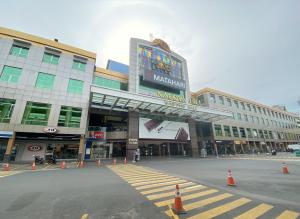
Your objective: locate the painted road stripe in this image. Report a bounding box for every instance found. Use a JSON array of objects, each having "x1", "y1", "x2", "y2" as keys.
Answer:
[
  {"x1": 141, "y1": 182, "x2": 196, "y2": 195},
  {"x1": 184, "y1": 193, "x2": 233, "y2": 211},
  {"x1": 136, "y1": 179, "x2": 187, "y2": 190},
  {"x1": 276, "y1": 210, "x2": 300, "y2": 219},
  {"x1": 80, "y1": 213, "x2": 89, "y2": 219},
  {"x1": 187, "y1": 198, "x2": 252, "y2": 219},
  {"x1": 147, "y1": 185, "x2": 206, "y2": 200},
  {"x1": 234, "y1": 203, "x2": 273, "y2": 219},
  {"x1": 126, "y1": 175, "x2": 173, "y2": 183},
  {"x1": 118, "y1": 173, "x2": 165, "y2": 178},
  {"x1": 155, "y1": 189, "x2": 218, "y2": 207},
  {"x1": 119, "y1": 173, "x2": 168, "y2": 180},
  {"x1": 130, "y1": 177, "x2": 180, "y2": 186}
]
